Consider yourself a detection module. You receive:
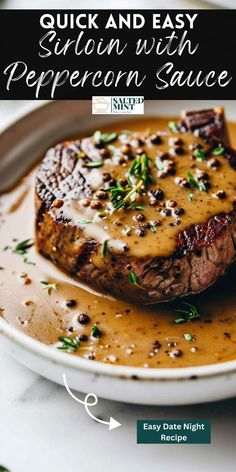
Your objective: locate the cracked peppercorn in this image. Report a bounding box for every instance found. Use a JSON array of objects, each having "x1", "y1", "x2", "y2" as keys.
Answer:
[{"x1": 78, "y1": 313, "x2": 90, "y2": 325}]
